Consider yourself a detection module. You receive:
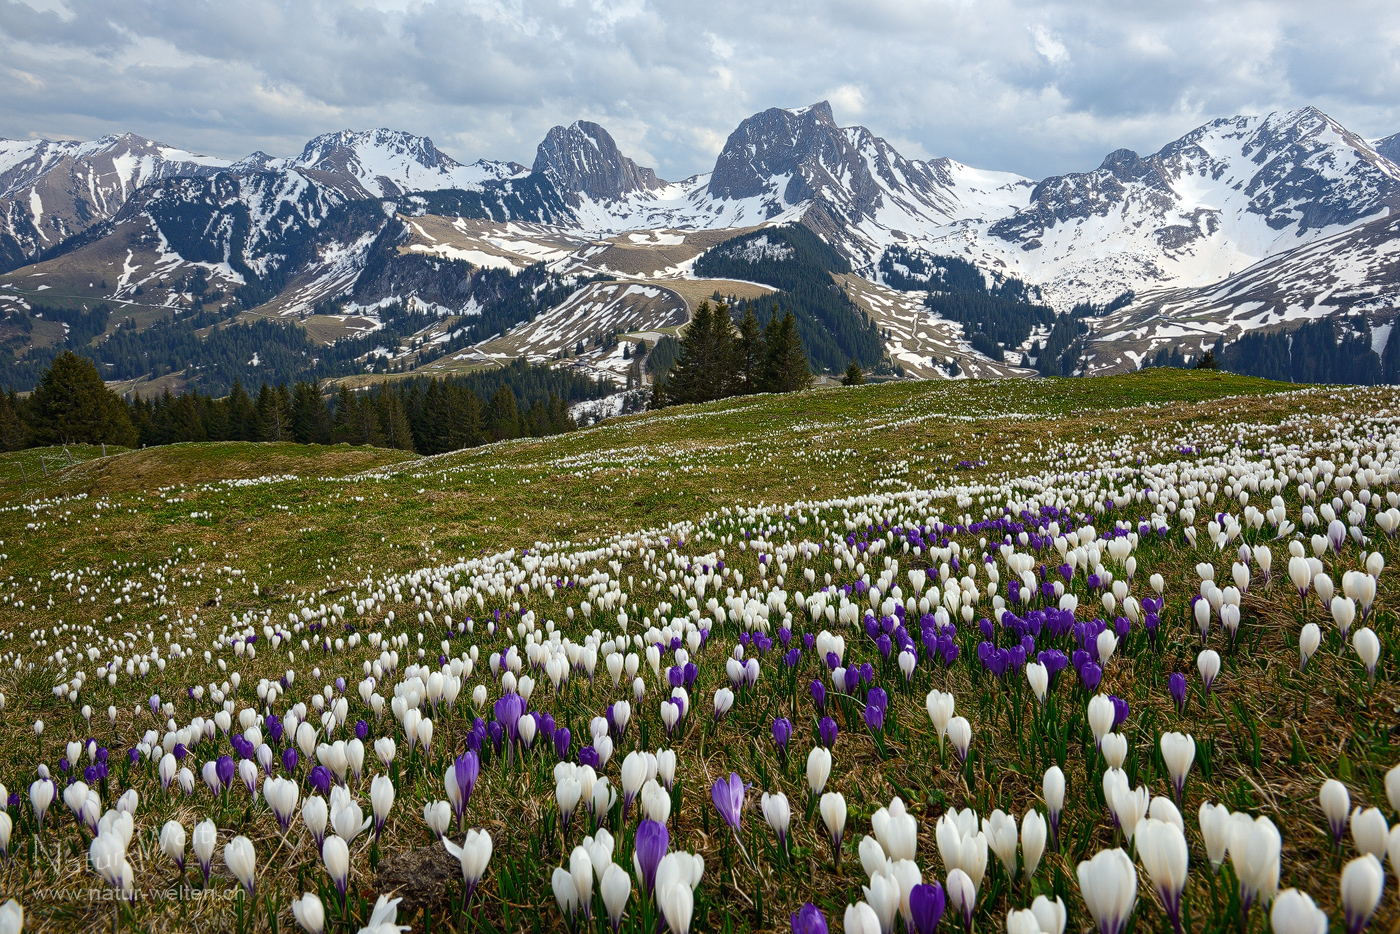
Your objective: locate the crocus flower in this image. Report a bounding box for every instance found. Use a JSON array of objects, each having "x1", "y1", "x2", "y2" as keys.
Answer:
[
  {"x1": 909, "y1": 884, "x2": 945, "y2": 934},
  {"x1": 292, "y1": 893, "x2": 324, "y2": 934},
  {"x1": 1320, "y1": 779, "x2": 1351, "y2": 848},
  {"x1": 772, "y1": 717, "x2": 793, "y2": 754},
  {"x1": 323, "y1": 835, "x2": 351, "y2": 902},
  {"x1": 1043, "y1": 767, "x2": 1065, "y2": 850},
  {"x1": 791, "y1": 902, "x2": 828, "y2": 934},
  {"x1": 1136, "y1": 819, "x2": 1188, "y2": 934},
  {"x1": 819, "y1": 717, "x2": 839, "y2": 749},
  {"x1": 223, "y1": 835, "x2": 257, "y2": 896},
  {"x1": 443, "y1": 828, "x2": 493, "y2": 901},
  {"x1": 711, "y1": 772, "x2": 746, "y2": 834},
  {"x1": 762, "y1": 792, "x2": 791, "y2": 853},
  {"x1": 160, "y1": 820, "x2": 186, "y2": 873},
  {"x1": 821, "y1": 792, "x2": 847, "y2": 867},
  {"x1": 1341, "y1": 856, "x2": 1384, "y2": 934},
  {"x1": 1197, "y1": 650, "x2": 1221, "y2": 696},
  {"x1": 1168, "y1": 673, "x2": 1188, "y2": 715},
  {"x1": 1076, "y1": 848, "x2": 1136, "y2": 934},
  {"x1": 633, "y1": 820, "x2": 668, "y2": 895}
]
